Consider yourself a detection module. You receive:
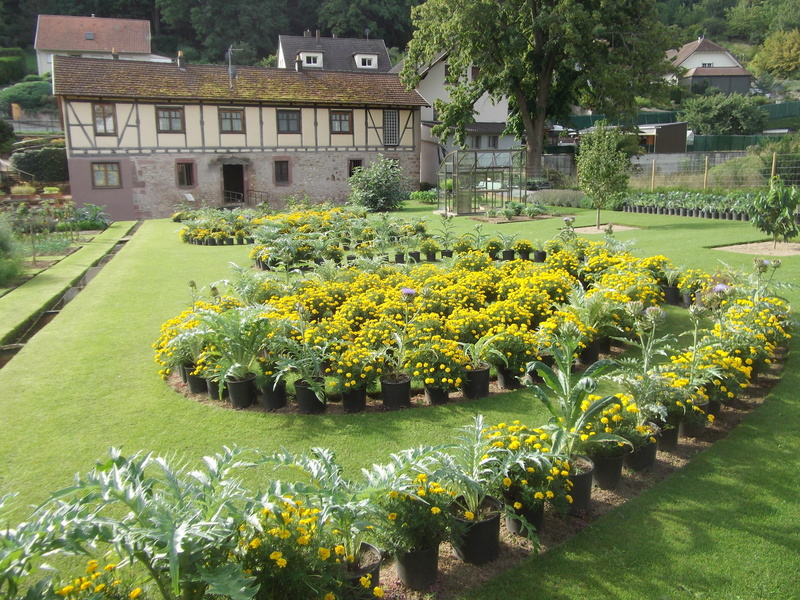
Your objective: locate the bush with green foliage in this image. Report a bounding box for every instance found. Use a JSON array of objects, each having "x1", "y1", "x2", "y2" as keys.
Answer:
[
  {"x1": 9, "y1": 146, "x2": 68, "y2": 182},
  {"x1": 409, "y1": 189, "x2": 438, "y2": 204},
  {"x1": 681, "y1": 94, "x2": 767, "y2": 135},
  {"x1": 0, "y1": 212, "x2": 22, "y2": 286},
  {"x1": 348, "y1": 154, "x2": 409, "y2": 211},
  {"x1": 0, "y1": 117, "x2": 16, "y2": 154},
  {"x1": 0, "y1": 80, "x2": 54, "y2": 112}
]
